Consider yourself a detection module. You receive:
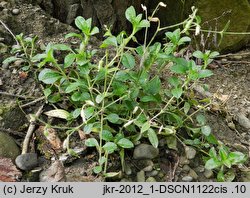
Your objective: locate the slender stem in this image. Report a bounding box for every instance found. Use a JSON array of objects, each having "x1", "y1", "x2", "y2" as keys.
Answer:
[{"x1": 150, "y1": 96, "x2": 175, "y2": 122}]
